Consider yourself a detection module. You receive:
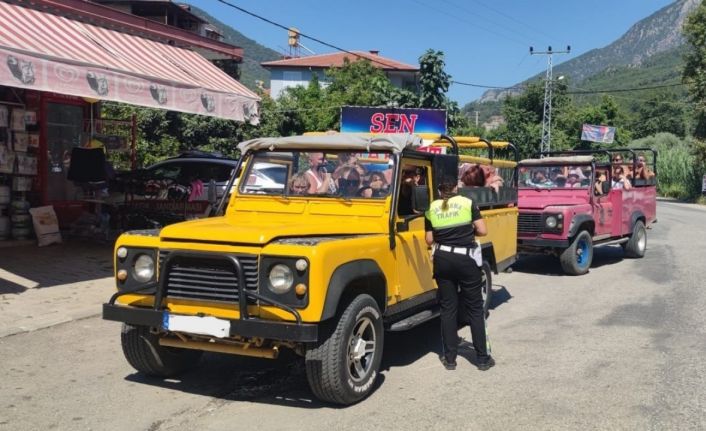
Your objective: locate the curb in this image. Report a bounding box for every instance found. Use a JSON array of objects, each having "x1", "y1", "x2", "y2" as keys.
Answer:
[{"x1": 0, "y1": 311, "x2": 102, "y2": 338}]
